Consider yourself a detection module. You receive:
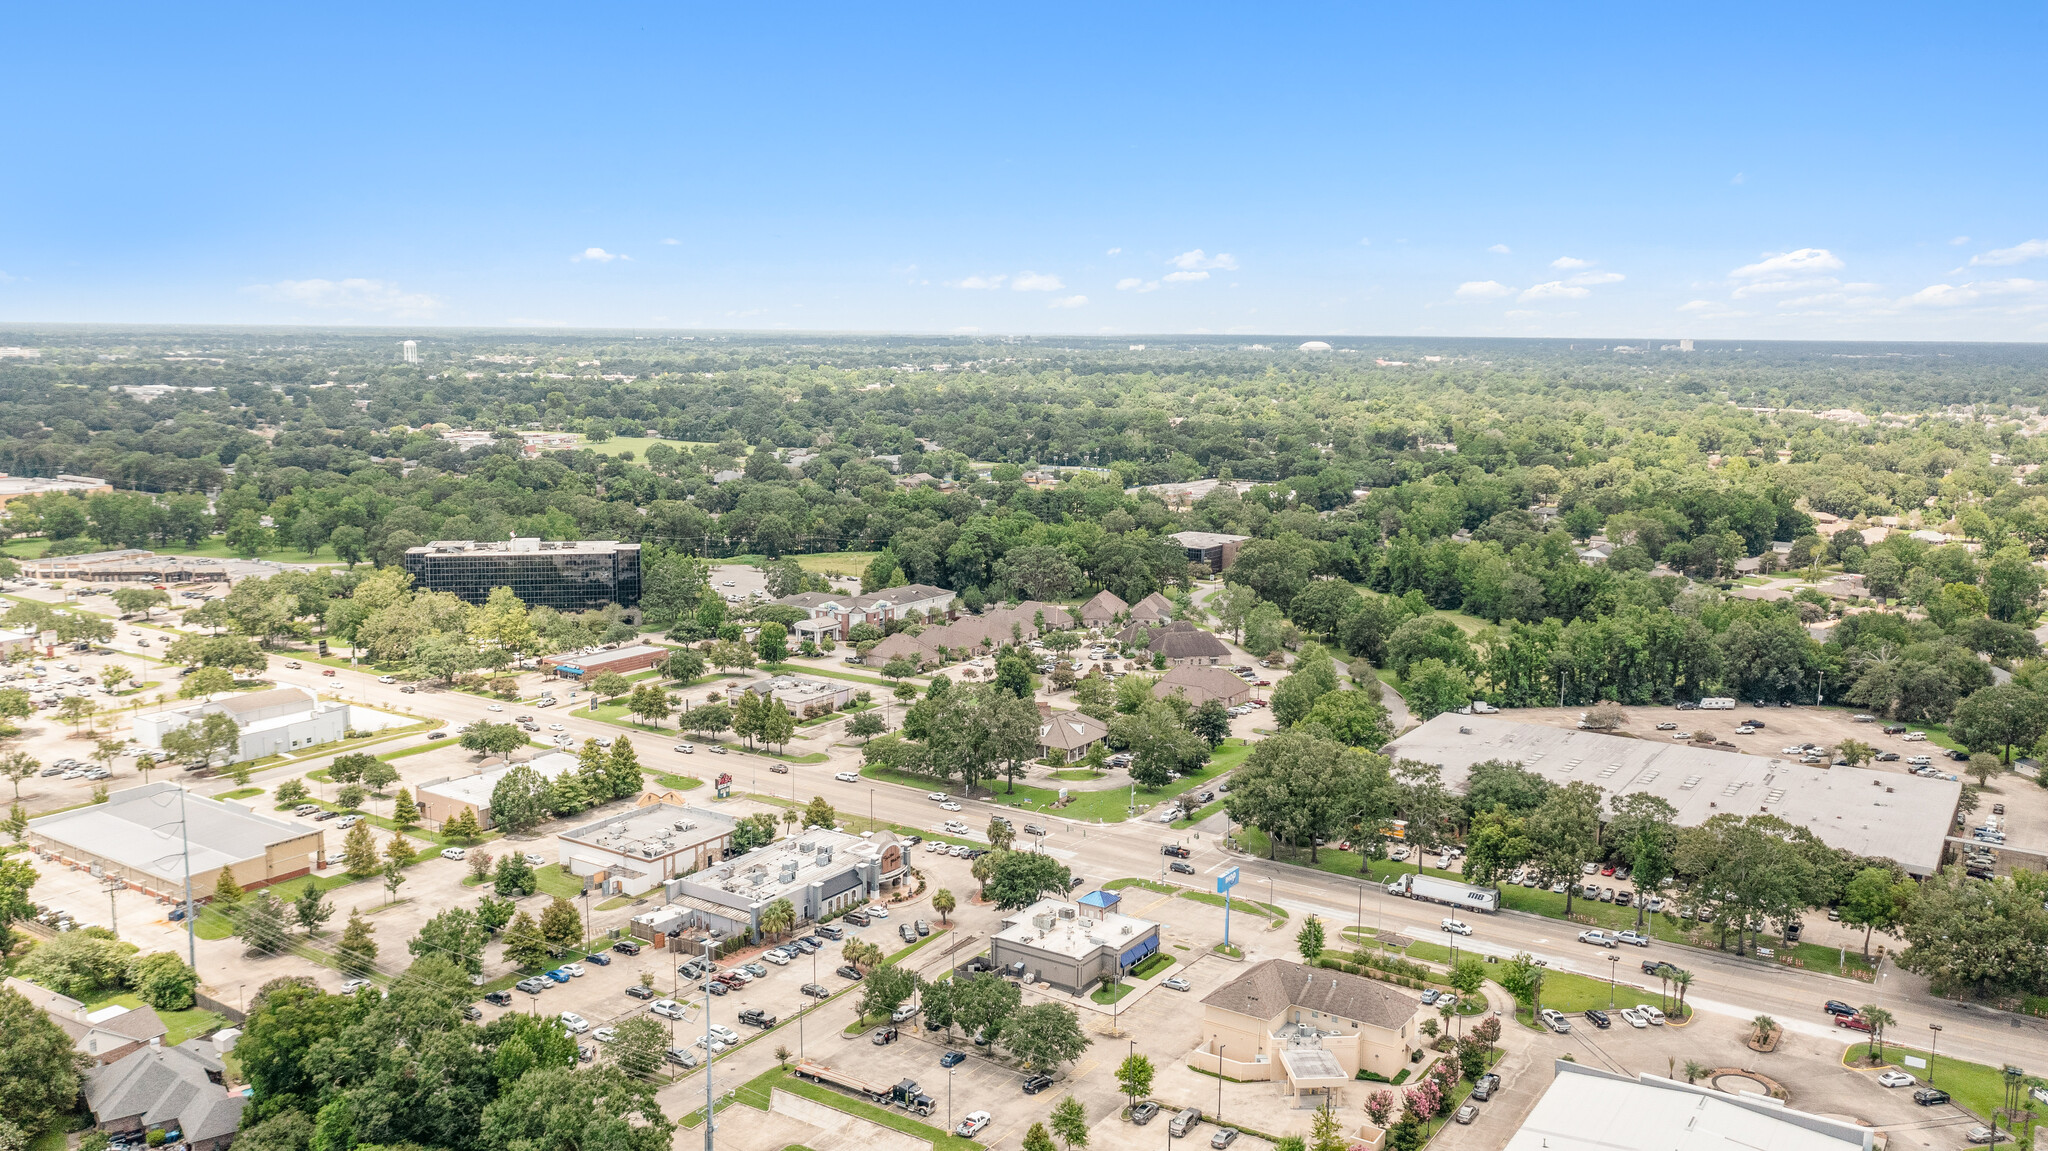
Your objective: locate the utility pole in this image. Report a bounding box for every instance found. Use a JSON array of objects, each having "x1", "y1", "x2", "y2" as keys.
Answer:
[{"x1": 703, "y1": 937, "x2": 716, "y2": 1151}]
